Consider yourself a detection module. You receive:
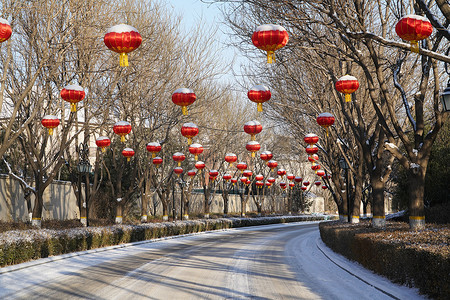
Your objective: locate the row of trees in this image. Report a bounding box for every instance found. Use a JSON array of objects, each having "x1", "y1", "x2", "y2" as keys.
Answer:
[
  {"x1": 220, "y1": 0, "x2": 449, "y2": 229},
  {"x1": 0, "y1": 0, "x2": 323, "y2": 227}
]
